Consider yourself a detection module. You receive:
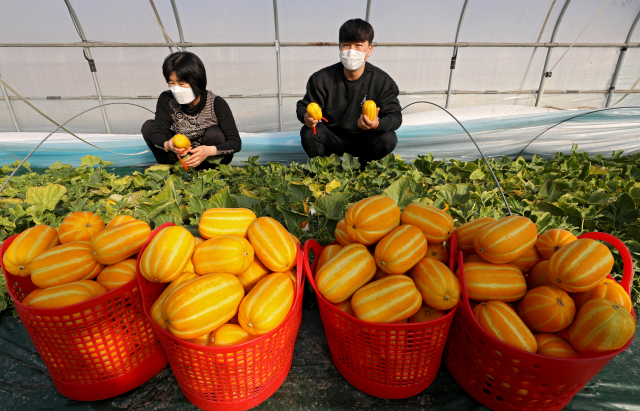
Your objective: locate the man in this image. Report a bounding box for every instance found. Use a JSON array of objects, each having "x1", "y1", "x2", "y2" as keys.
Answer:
[{"x1": 296, "y1": 18, "x2": 402, "y2": 169}]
